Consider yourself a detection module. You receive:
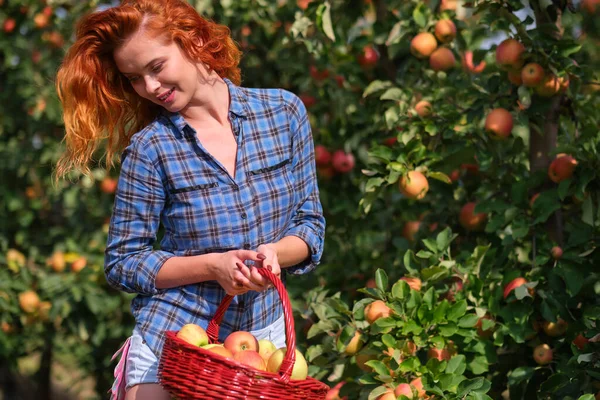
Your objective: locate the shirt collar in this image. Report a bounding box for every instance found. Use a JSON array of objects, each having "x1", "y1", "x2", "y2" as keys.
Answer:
[{"x1": 161, "y1": 77, "x2": 248, "y2": 138}]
